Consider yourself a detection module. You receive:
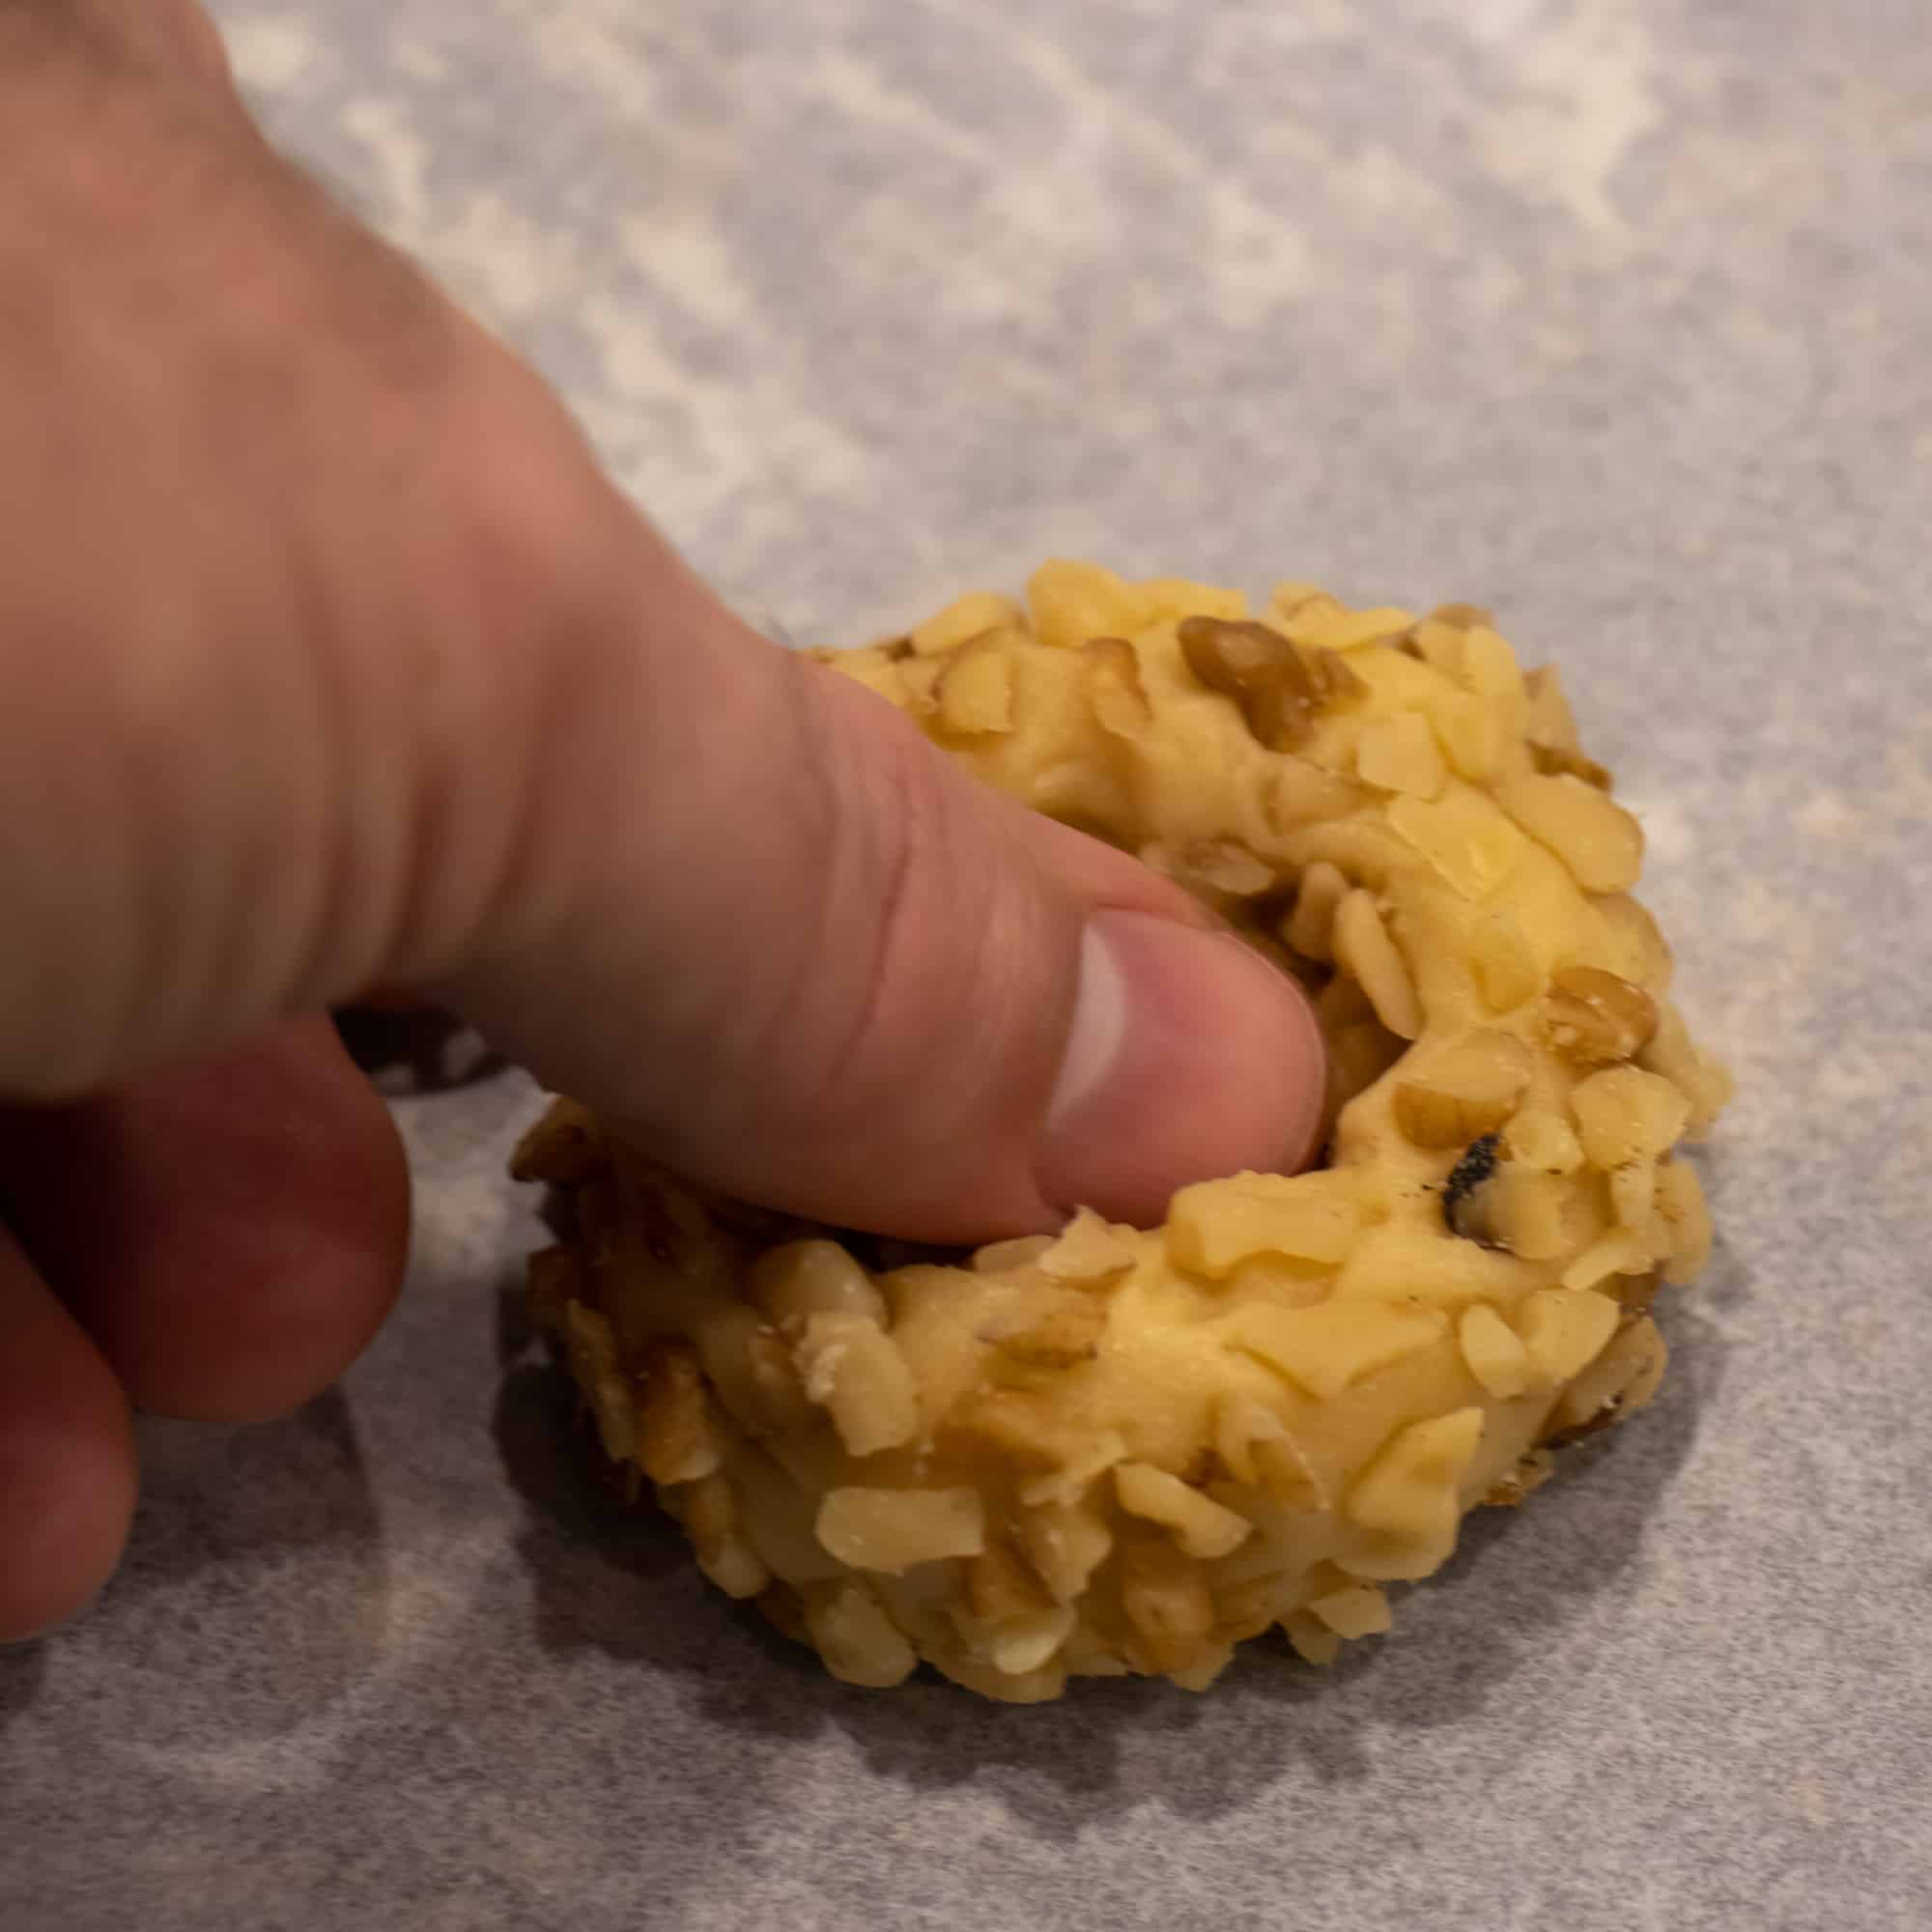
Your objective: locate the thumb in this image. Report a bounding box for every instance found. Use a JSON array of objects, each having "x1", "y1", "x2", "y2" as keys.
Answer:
[
  {"x1": 435, "y1": 550, "x2": 1327, "y2": 1239},
  {"x1": 0, "y1": 50, "x2": 1322, "y2": 1242}
]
